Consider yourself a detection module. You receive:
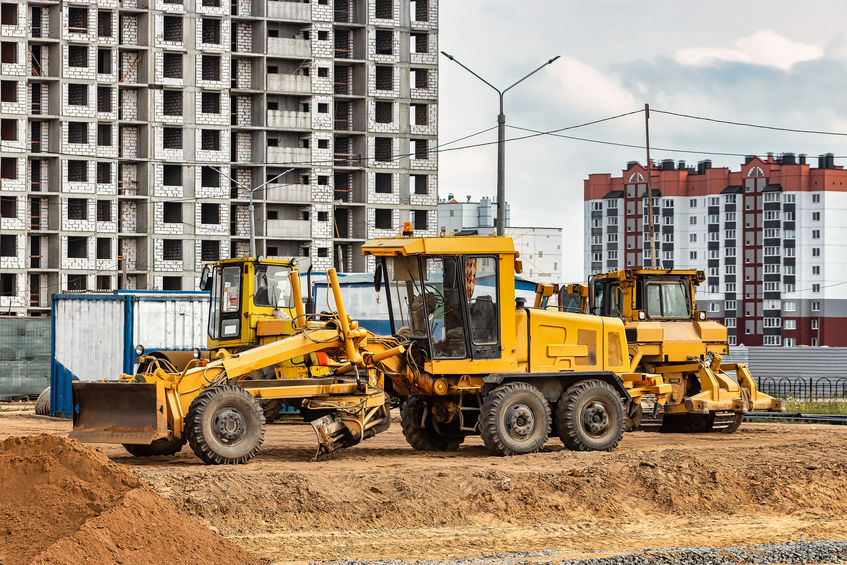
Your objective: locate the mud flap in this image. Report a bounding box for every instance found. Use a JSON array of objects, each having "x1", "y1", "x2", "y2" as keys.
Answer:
[{"x1": 69, "y1": 381, "x2": 168, "y2": 445}]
